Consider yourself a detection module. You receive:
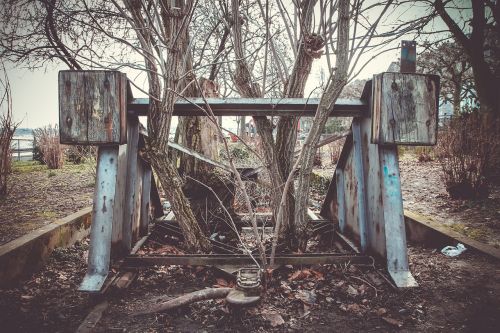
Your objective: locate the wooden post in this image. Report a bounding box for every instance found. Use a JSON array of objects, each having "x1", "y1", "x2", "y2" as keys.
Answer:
[
  {"x1": 150, "y1": 174, "x2": 164, "y2": 218},
  {"x1": 132, "y1": 155, "x2": 144, "y2": 243},
  {"x1": 371, "y1": 72, "x2": 439, "y2": 145},
  {"x1": 79, "y1": 146, "x2": 119, "y2": 292},
  {"x1": 352, "y1": 119, "x2": 369, "y2": 253},
  {"x1": 140, "y1": 163, "x2": 152, "y2": 236},
  {"x1": 123, "y1": 116, "x2": 140, "y2": 252},
  {"x1": 59, "y1": 71, "x2": 127, "y2": 145},
  {"x1": 111, "y1": 144, "x2": 128, "y2": 256},
  {"x1": 335, "y1": 169, "x2": 346, "y2": 233}
]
